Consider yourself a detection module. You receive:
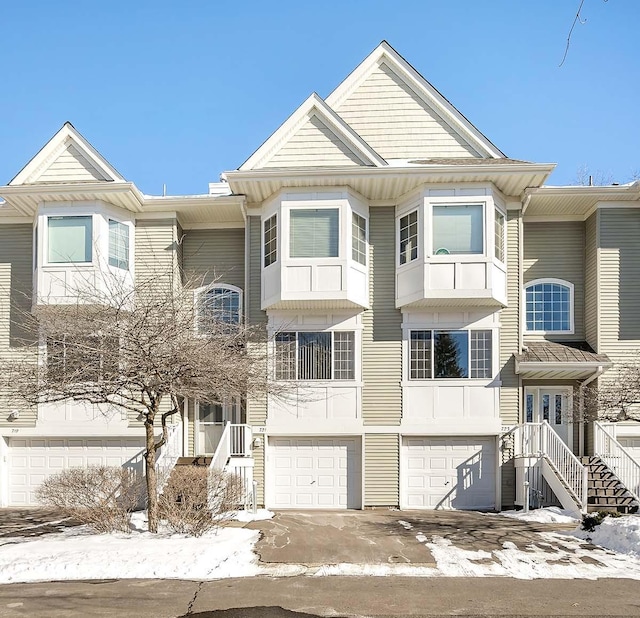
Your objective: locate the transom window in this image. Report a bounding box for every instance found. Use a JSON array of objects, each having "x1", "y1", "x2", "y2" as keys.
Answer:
[
  {"x1": 352, "y1": 212, "x2": 367, "y2": 265},
  {"x1": 195, "y1": 285, "x2": 242, "y2": 334},
  {"x1": 275, "y1": 331, "x2": 355, "y2": 380},
  {"x1": 432, "y1": 204, "x2": 483, "y2": 255},
  {"x1": 108, "y1": 219, "x2": 129, "y2": 270},
  {"x1": 264, "y1": 214, "x2": 277, "y2": 267},
  {"x1": 399, "y1": 210, "x2": 418, "y2": 264},
  {"x1": 409, "y1": 329, "x2": 492, "y2": 379},
  {"x1": 289, "y1": 208, "x2": 339, "y2": 258},
  {"x1": 47, "y1": 215, "x2": 92, "y2": 264},
  {"x1": 525, "y1": 279, "x2": 573, "y2": 333}
]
